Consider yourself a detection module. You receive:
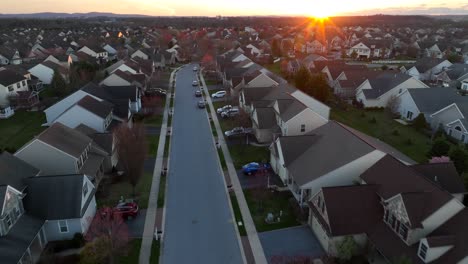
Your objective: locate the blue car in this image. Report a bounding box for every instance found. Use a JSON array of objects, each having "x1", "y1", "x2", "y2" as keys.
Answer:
[{"x1": 242, "y1": 162, "x2": 271, "y2": 175}]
